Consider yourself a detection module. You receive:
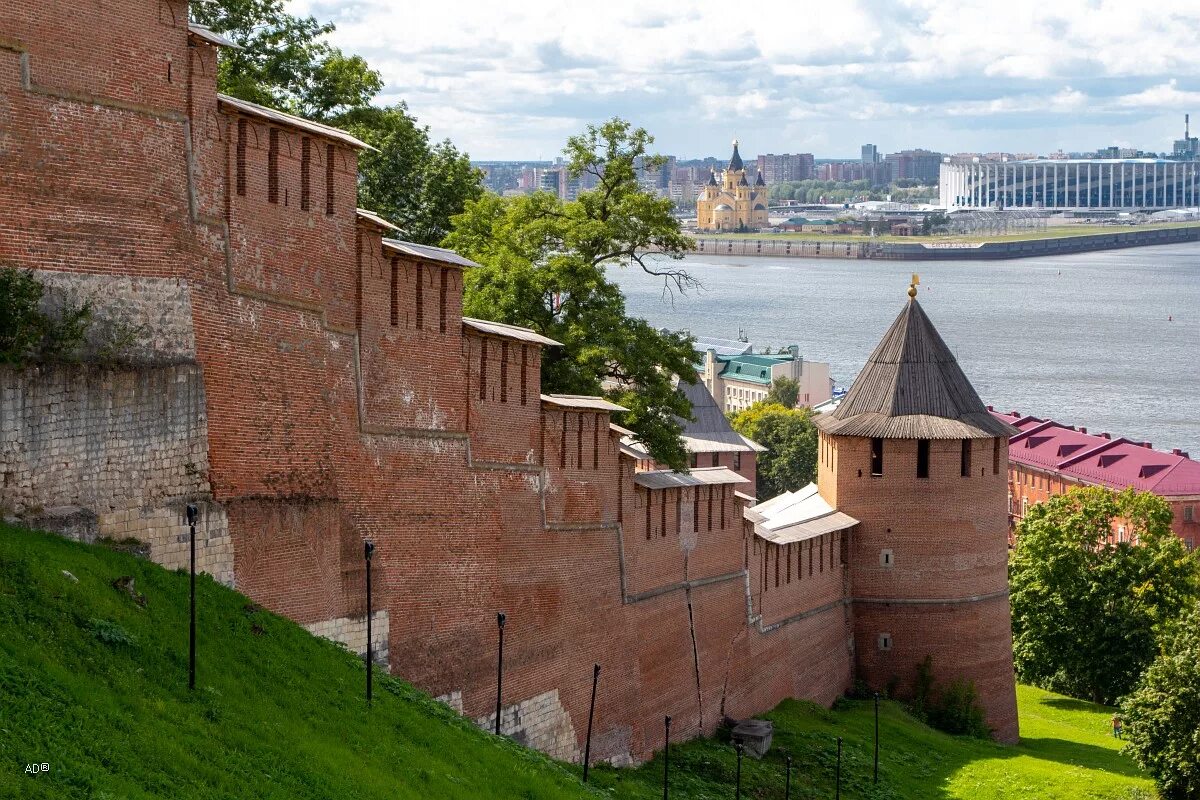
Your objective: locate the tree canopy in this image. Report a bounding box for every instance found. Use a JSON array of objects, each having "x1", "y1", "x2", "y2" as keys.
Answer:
[
  {"x1": 1009, "y1": 486, "x2": 1200, "y2": 705},
  {"x1": 728, "y1": 402, "x2": 818, "y2": 500},
  {"x1": 765, "y1": 377, "x2": 800, "y2": 409},
  {"x1": 192, "y1": 0, "x2": 481, "y2": 243},
  {"x1": 1121, "y1": 601, "x2": 1200, "y2": 800},
  {"x1": 443, "y1": 119, "x2": 699, "y2": 469}
]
